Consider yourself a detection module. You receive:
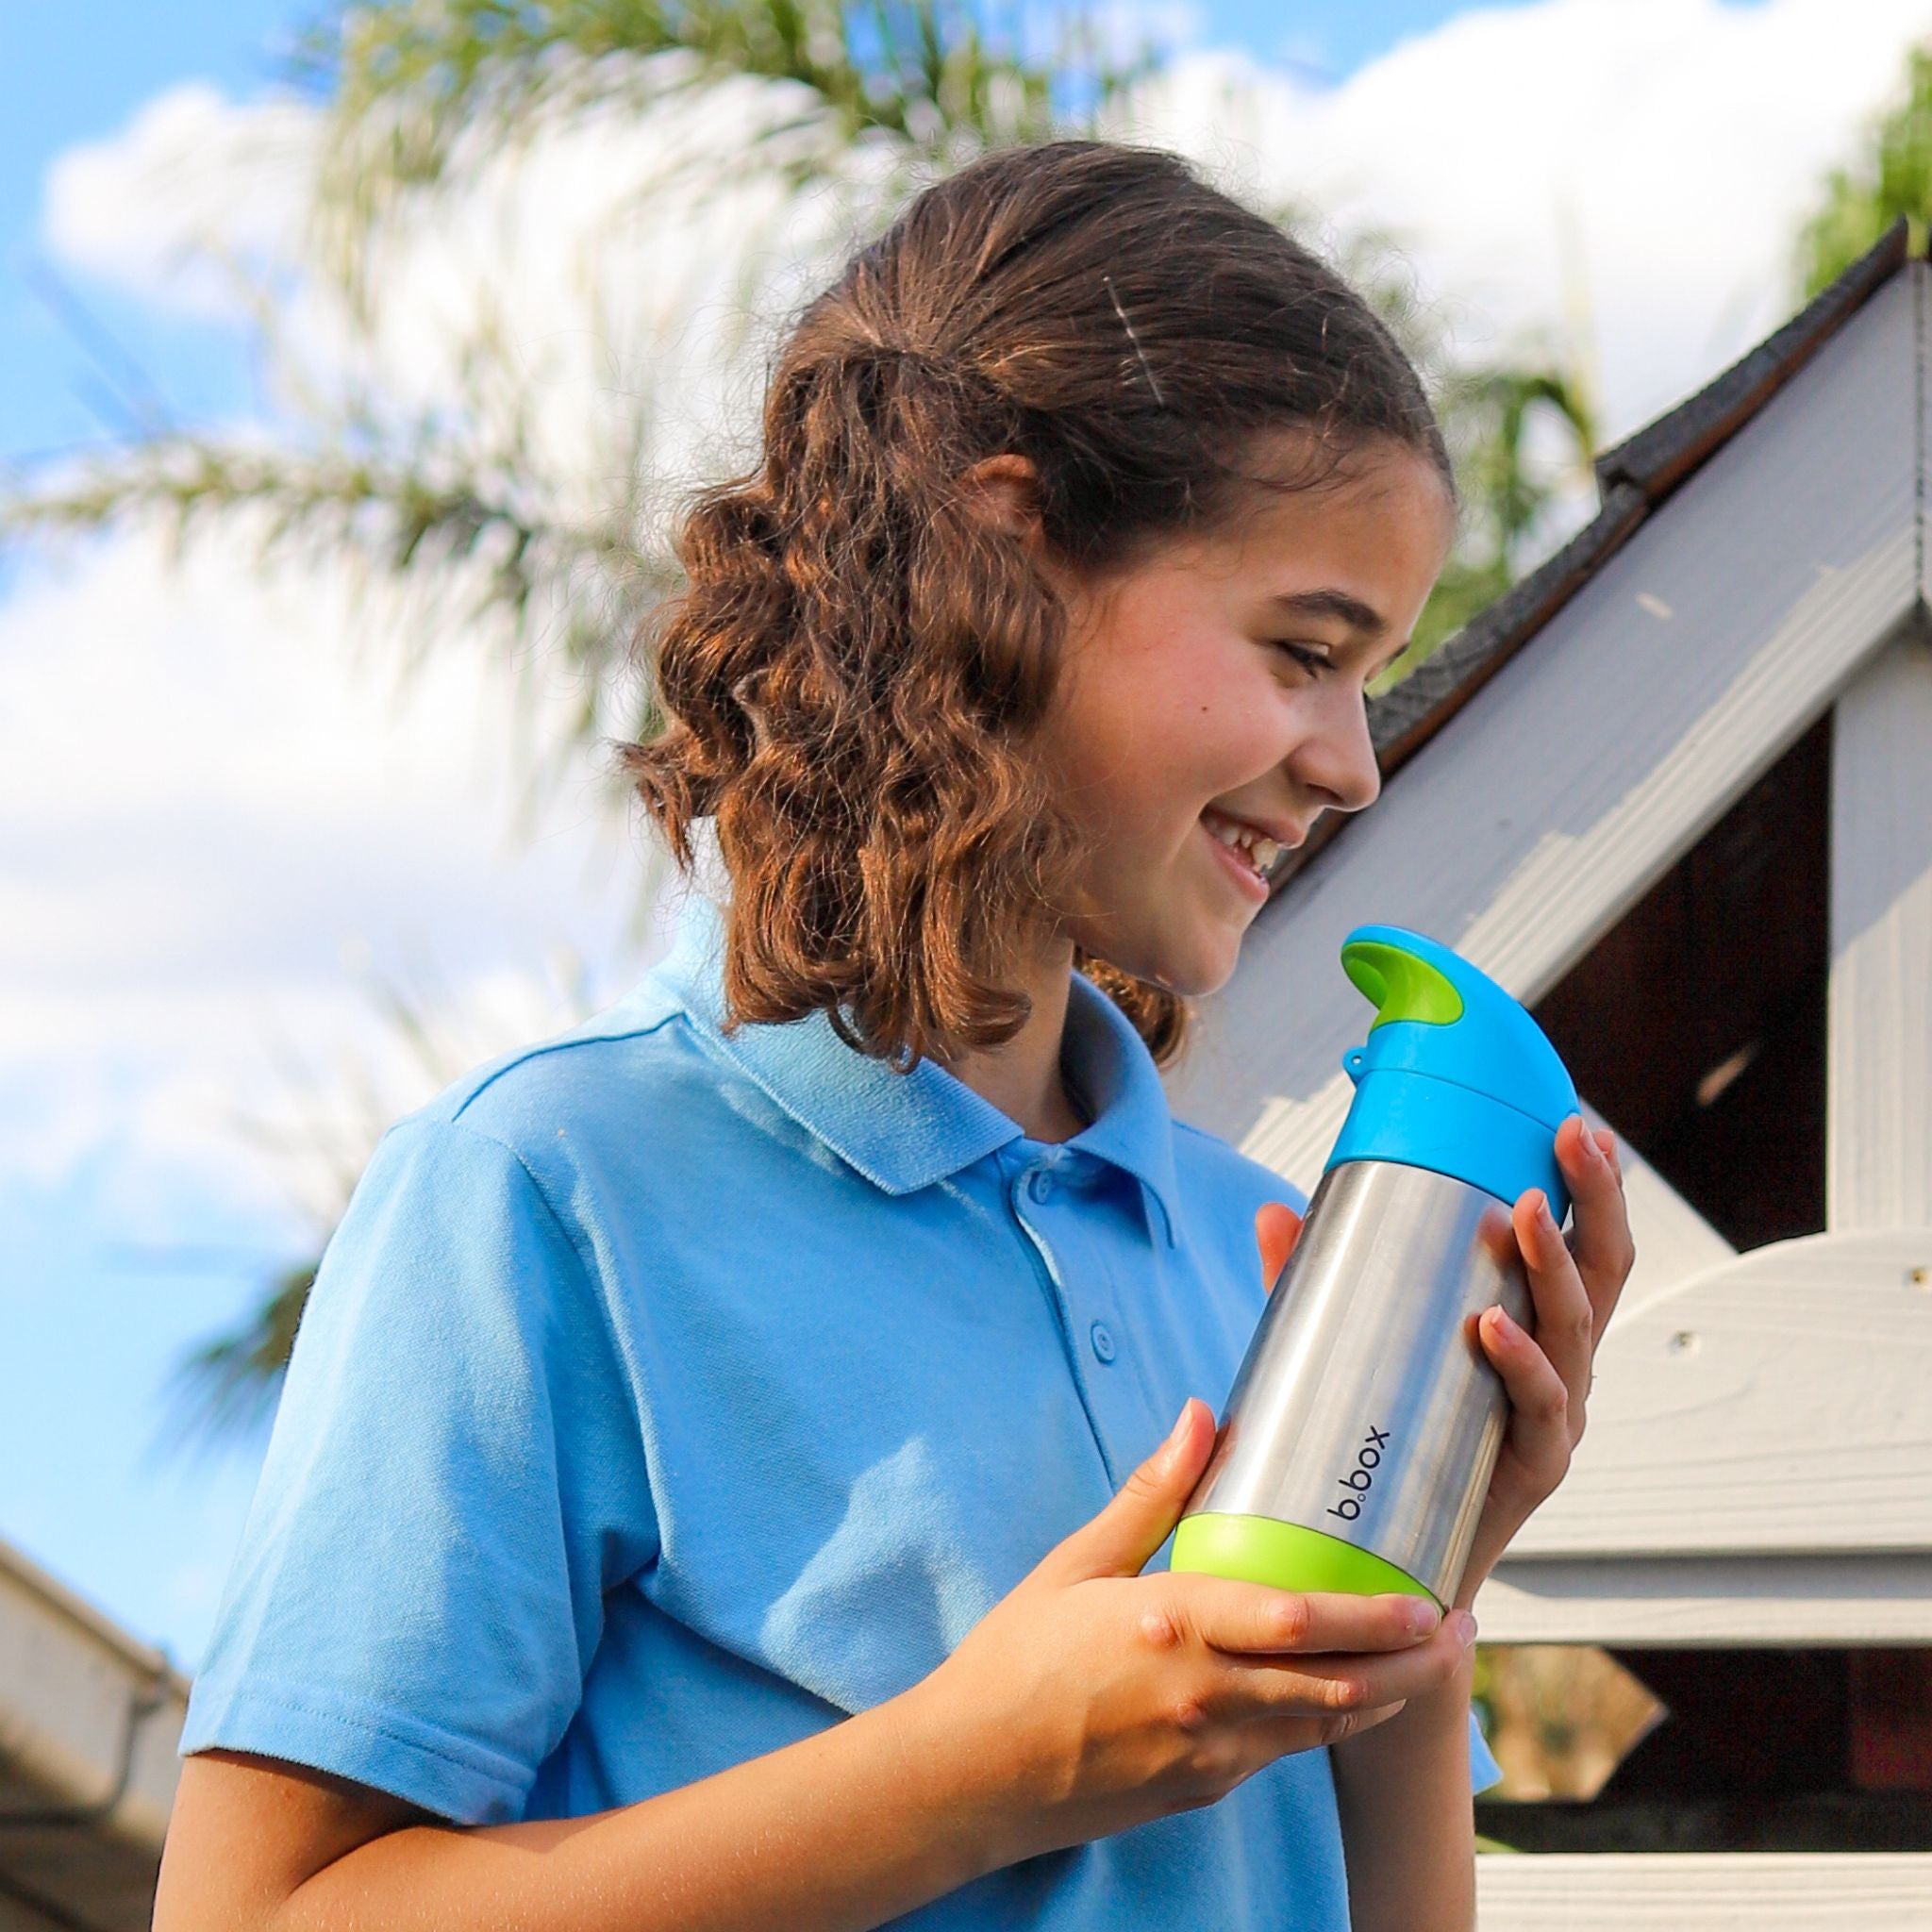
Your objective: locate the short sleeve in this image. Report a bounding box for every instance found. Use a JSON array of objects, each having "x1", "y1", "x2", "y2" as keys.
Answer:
[
  {"x1": 177, "y1": 1115, "x2": 657, "y2": 1824},
  {"x1": 1469, "y1": 1706, "x2": 1504, "y2": 1793}
]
